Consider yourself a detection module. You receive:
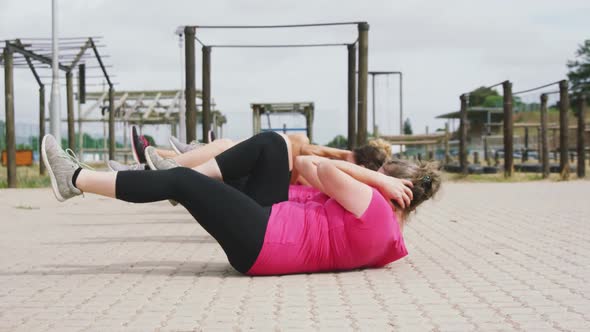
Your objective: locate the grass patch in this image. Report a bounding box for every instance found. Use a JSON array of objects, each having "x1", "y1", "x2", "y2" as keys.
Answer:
[
  {"x1": 0, "y1": 164, "x2": 51, "y2": 188},
  {"x1": 443, "y1": 171, "x2": 582, "y2": 183}
]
